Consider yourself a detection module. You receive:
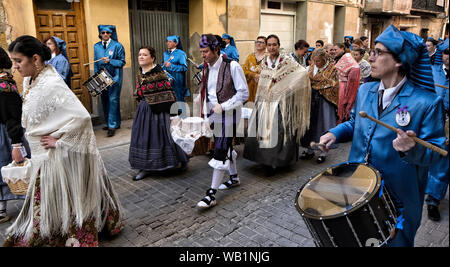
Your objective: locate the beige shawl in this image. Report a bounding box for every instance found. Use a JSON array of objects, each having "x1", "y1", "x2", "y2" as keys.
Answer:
[{"x1": 249, "y1": 54, "x2": 311, "y2": 148}]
